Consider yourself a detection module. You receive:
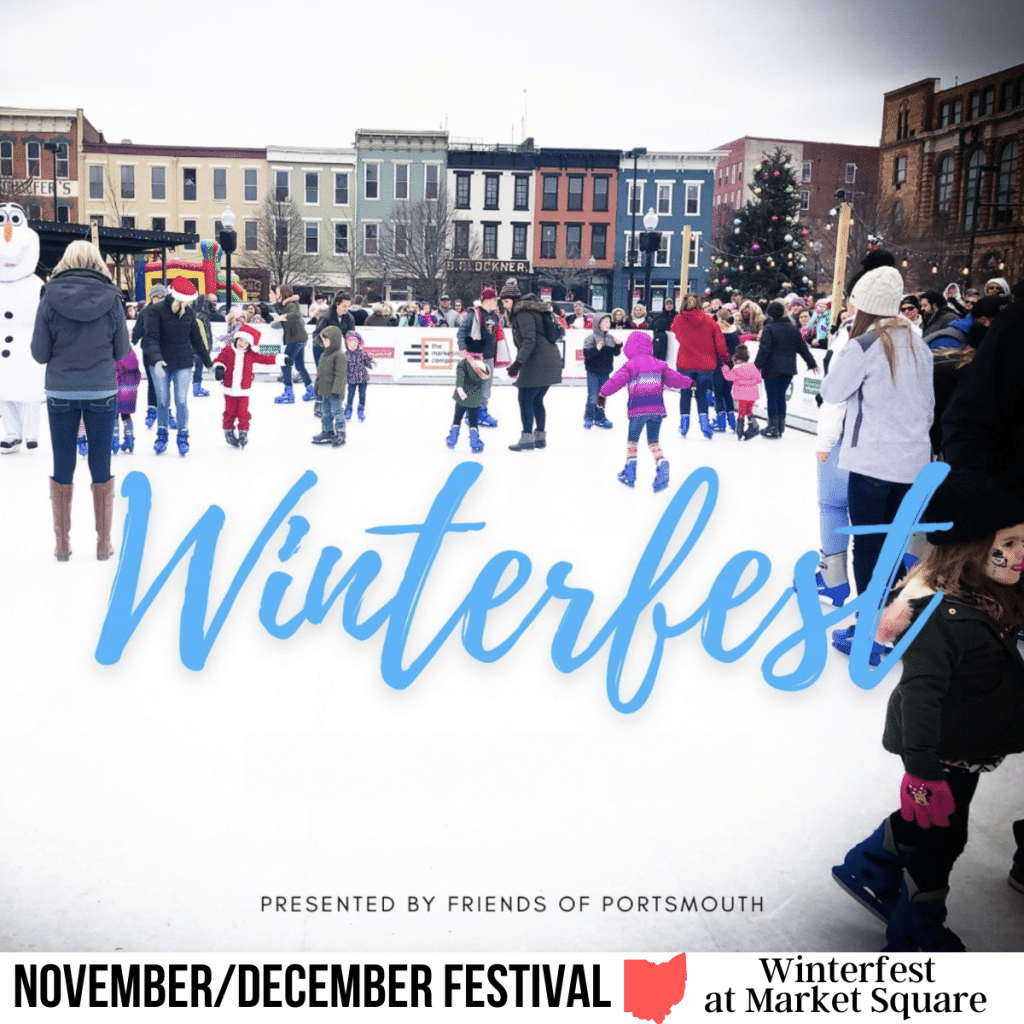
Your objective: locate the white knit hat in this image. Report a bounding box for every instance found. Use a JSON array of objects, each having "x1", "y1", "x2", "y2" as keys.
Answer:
[{"x1": 849, "y1": 266, "x2": 904, "y2": 317}]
